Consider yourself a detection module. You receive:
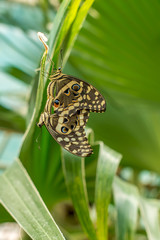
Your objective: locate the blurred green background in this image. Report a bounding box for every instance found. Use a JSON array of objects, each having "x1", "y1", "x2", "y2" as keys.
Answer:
[{"x1": 0, "y1": 0, "x2": 160, "y2": 239}]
